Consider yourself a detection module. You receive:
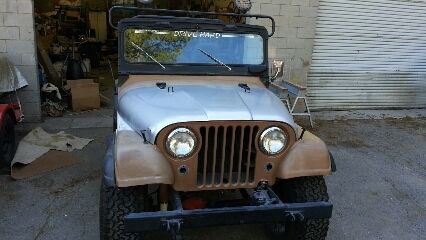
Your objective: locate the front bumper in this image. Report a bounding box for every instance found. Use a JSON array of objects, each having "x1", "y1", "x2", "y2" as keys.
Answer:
[
  {"x1": 124, "y1": 188, "x2": 333, "y2": 233},
  {"x1": 125, "y1": 202, "x2": 332, "y2": 232}
]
